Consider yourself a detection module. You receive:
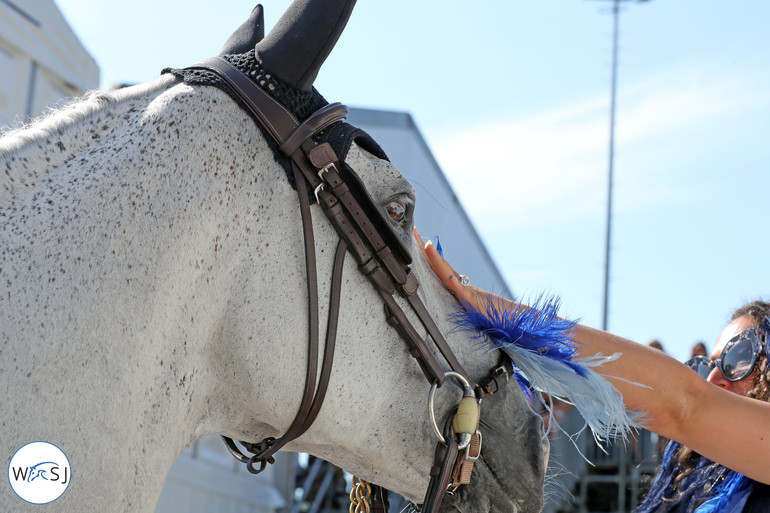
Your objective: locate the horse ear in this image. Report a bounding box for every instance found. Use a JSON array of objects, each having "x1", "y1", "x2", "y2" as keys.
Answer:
[
  {"x1": 218, "y1": 5, "x2": 265, "y2": 56},
  {"x1": 255, "y1": 0, "x2": 356, "y2": 91}
]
